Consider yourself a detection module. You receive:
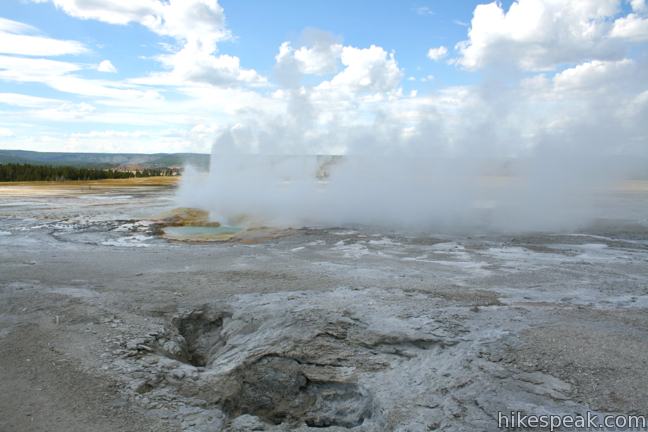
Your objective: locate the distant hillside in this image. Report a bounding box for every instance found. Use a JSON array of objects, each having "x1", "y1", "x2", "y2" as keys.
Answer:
[{"x1": 0, "y1": 149, "x2": 210, "y2": 170}]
